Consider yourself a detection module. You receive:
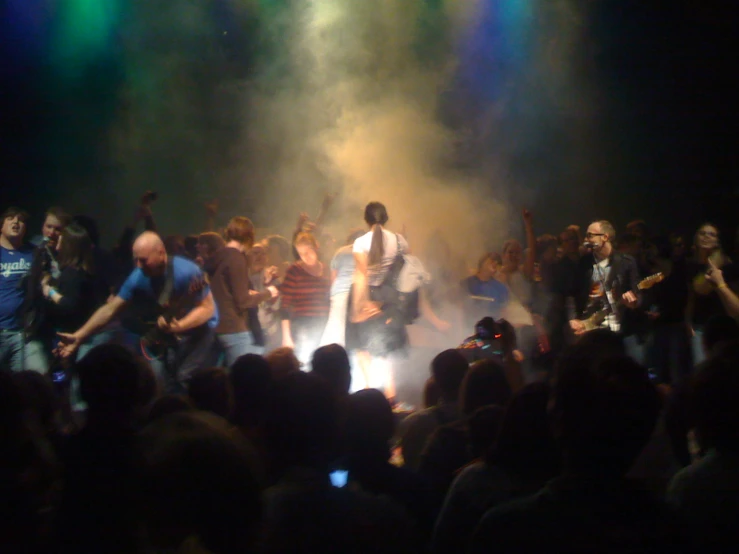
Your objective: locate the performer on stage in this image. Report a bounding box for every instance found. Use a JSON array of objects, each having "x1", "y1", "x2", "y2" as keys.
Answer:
[
  {"x1": 351, "y1": 202, "x2": 409, "y2": 401},
  {"x1": 56, "y1": 231, "x2": 218, "y2": 392}
]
